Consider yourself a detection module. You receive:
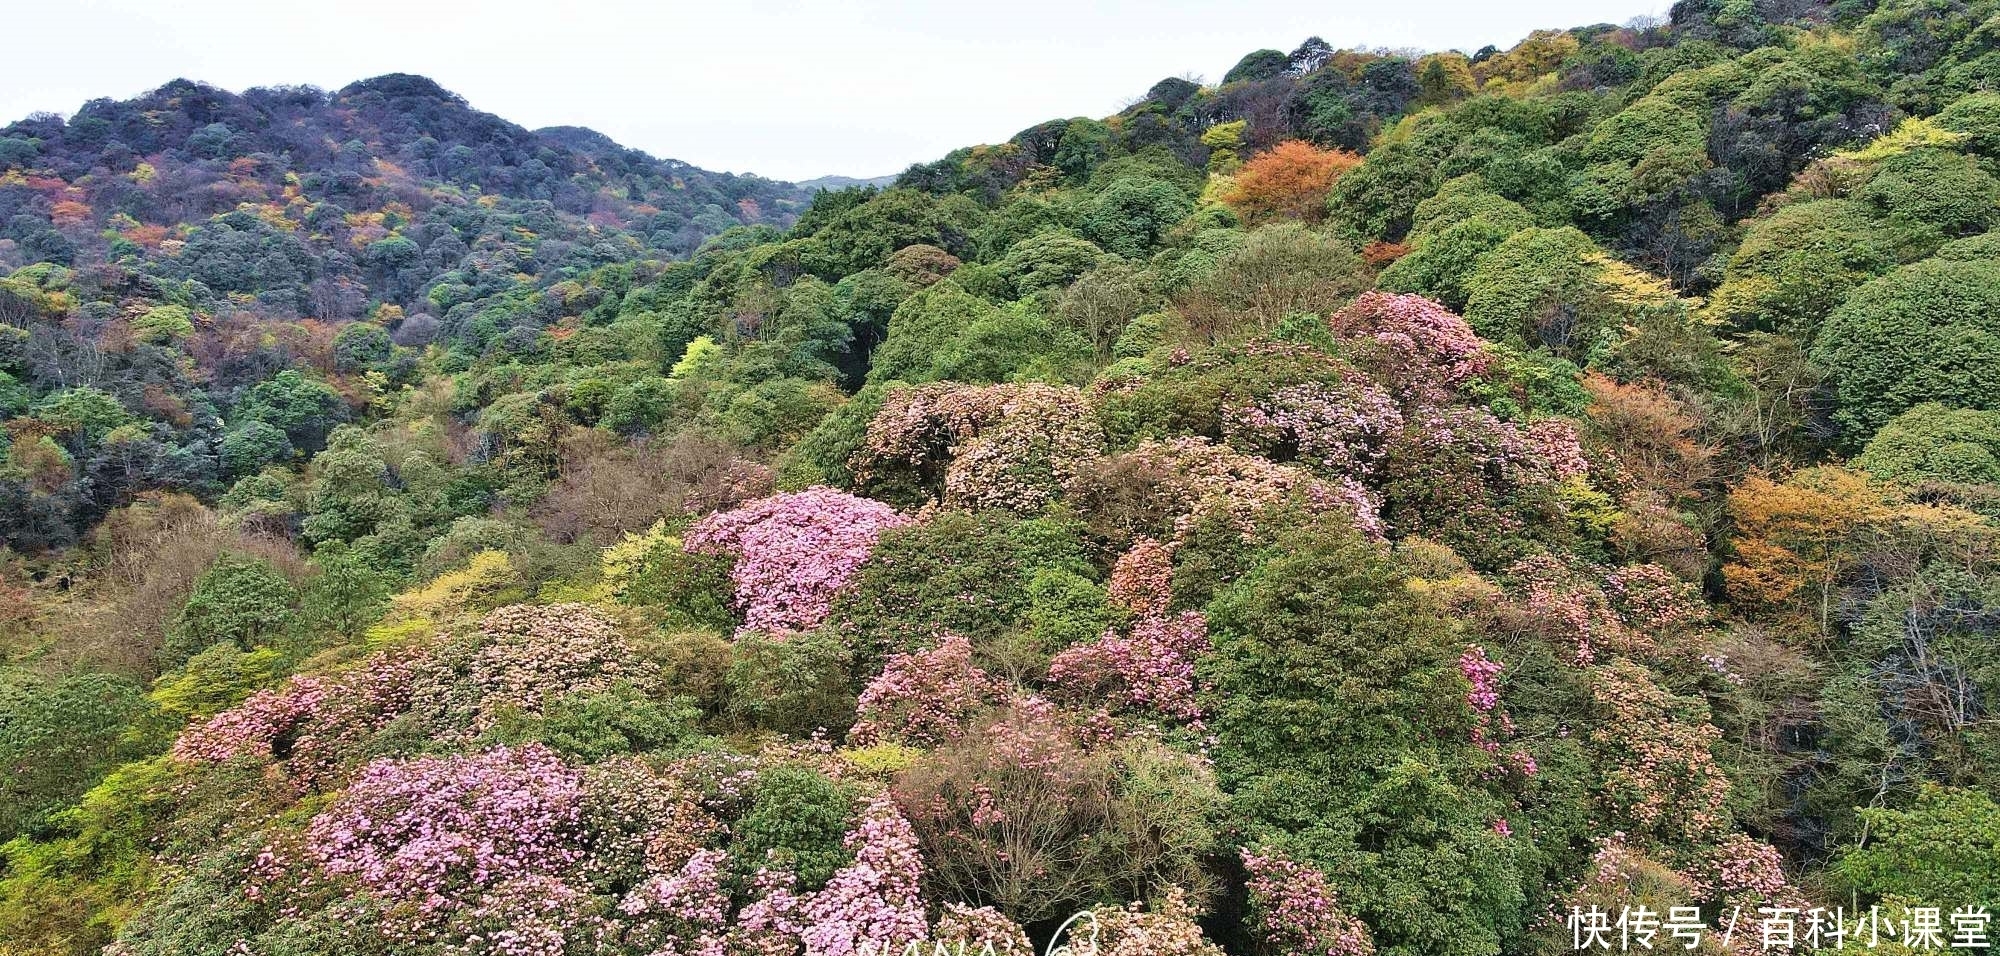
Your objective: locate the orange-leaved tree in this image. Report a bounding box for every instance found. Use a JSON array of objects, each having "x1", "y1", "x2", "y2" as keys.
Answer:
[{"x1": 1221, "y1": 140, "x2": 1361, "y2": 225}]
